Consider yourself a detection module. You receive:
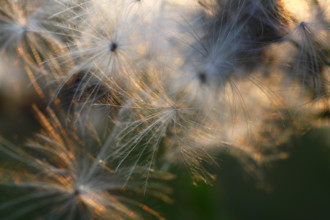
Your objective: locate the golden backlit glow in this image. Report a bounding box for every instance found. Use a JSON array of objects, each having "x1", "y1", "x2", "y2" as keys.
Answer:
[
  {"x1": 282, "y1": 0, "x2": 312, "y2": 21},
  {"x1": 282, "y1": 0, "x2": 330, "y2": 22}
]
